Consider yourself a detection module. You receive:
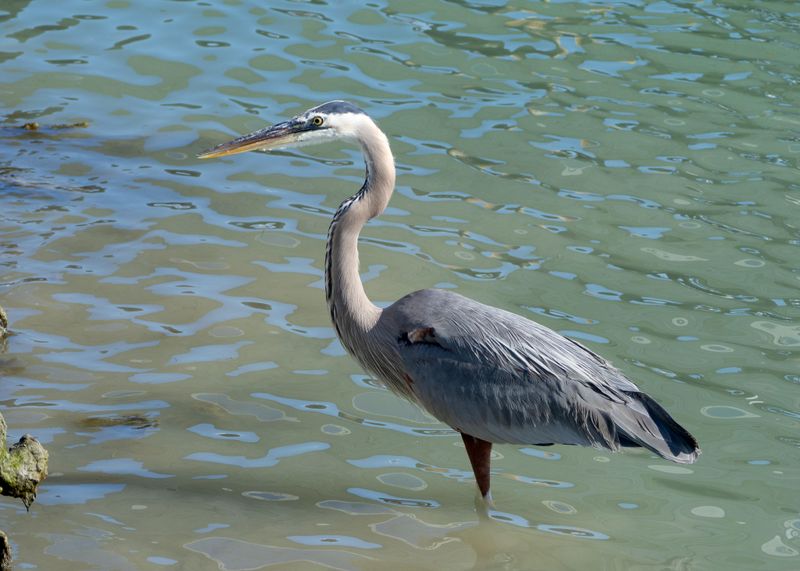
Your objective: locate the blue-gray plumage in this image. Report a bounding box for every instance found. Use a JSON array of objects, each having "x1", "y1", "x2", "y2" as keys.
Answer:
[{"x1": 199, "y1": 101, "x2": 701, "y2": 502}]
